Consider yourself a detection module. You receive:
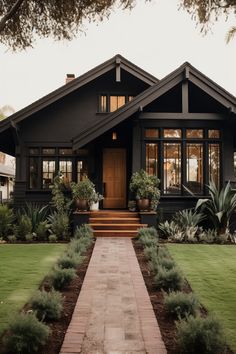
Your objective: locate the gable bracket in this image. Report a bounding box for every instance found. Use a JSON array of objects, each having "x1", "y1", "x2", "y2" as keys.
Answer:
[{"x1": 116, "y1": 57, "x2": 121, "y2": 82}]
